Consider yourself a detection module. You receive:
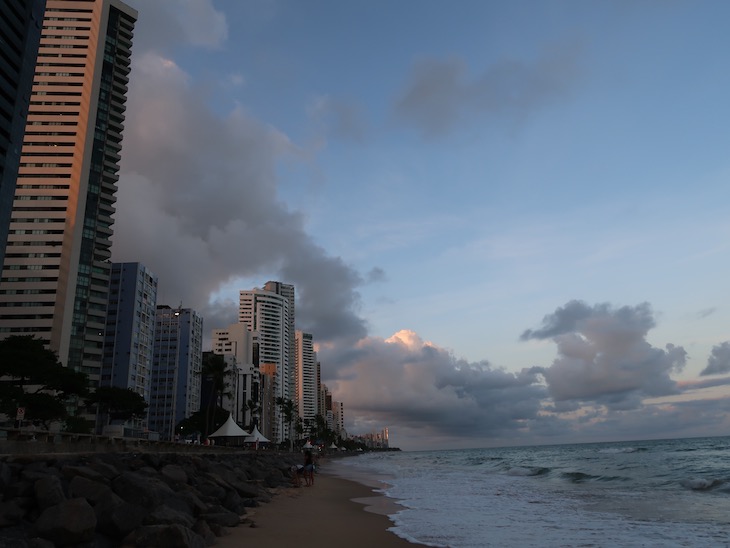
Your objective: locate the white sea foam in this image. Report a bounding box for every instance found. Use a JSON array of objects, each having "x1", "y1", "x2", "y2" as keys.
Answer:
[{"x1": 333, "y1": 438, "x2": 730, "y2": 547}]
